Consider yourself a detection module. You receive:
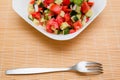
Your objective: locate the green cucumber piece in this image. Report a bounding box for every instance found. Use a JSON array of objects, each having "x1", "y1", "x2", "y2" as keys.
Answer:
[
  {"x1": 28, "y1": 15, "x2": 34, "y2": 21},
  {"x1": 63, "y1": 28, "x2": 70, "y2": 35},
  {"x1": 85, "y1": 9, "x2": 93, "y2": 17},
  {"x1": 60, "y1": 22, "x2": 70, "y2": 30},
  {"x1": 70, "y1": 10, "x2": 77, "y2": 17},
  {"x1": 71, "y1": 15, "x2": 79, "y2": 22}
]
